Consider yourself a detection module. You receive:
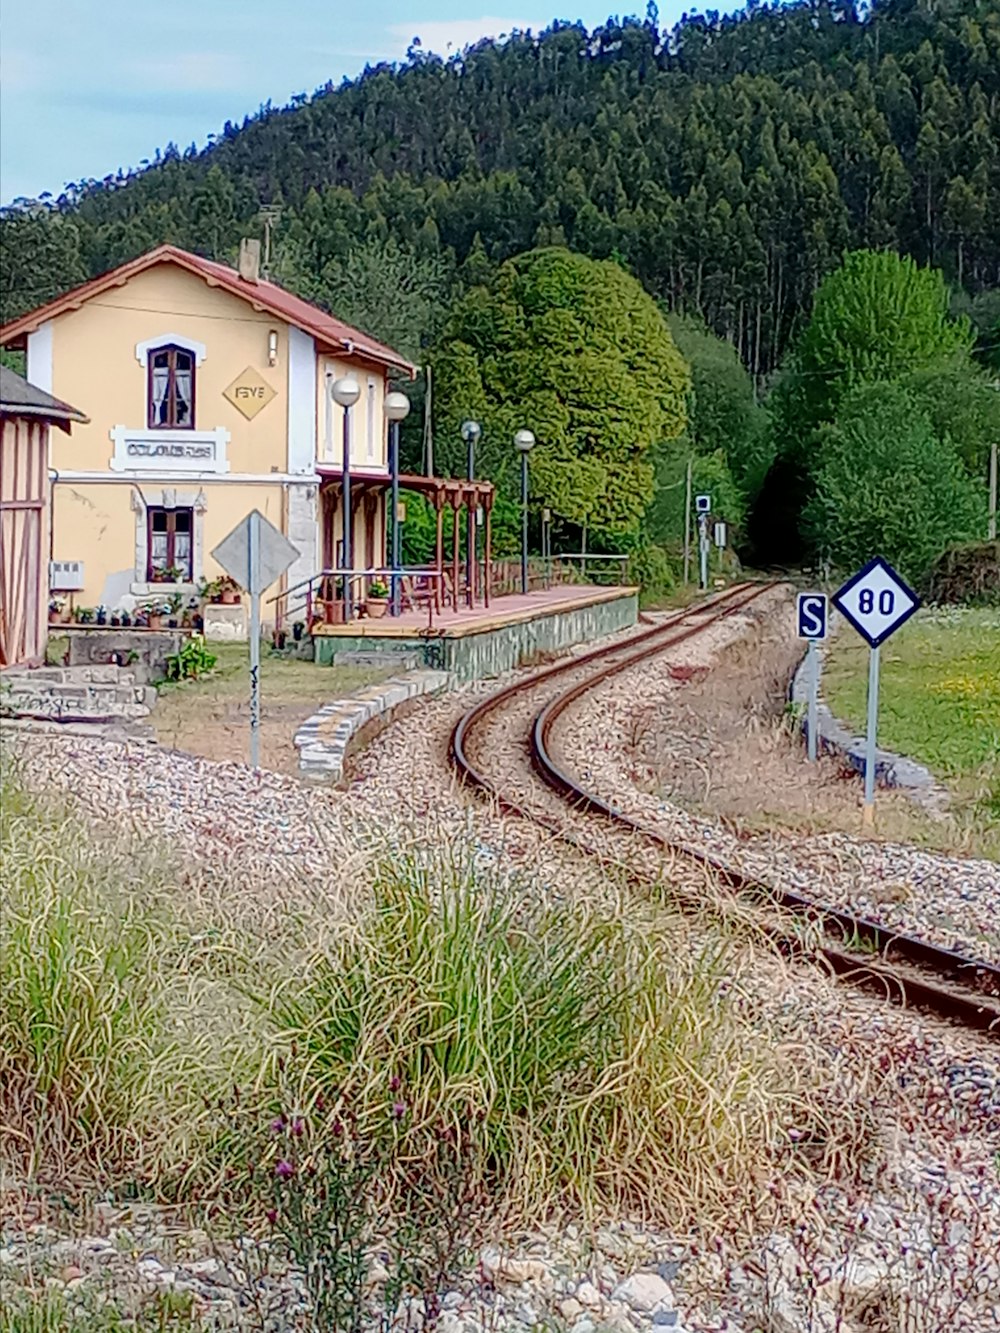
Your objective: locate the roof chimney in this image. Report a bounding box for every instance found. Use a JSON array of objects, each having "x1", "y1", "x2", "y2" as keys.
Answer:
[{"x1": 238, "y1": 238, "x2": 261, "y2": 284}]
